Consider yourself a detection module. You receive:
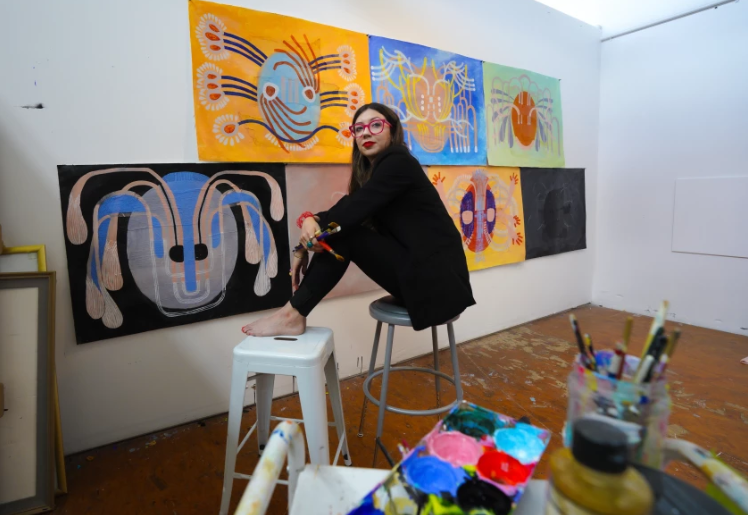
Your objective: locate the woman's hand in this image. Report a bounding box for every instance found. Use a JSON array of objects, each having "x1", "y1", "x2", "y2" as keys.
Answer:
[
  {"x1": 300, "y1": 216, "x2": 324, "y2": 253},
  {"x1": 291, "y1": 250, "x2": 309, "y2": 291}
]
